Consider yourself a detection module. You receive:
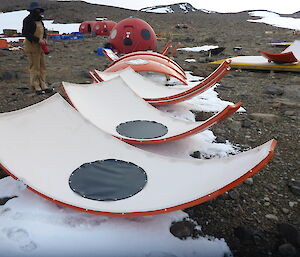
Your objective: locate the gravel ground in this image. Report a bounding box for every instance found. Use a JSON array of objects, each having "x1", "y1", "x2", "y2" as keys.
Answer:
[{"x1": 0, "y1": 1, "x2": 299, "y2": 257}]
